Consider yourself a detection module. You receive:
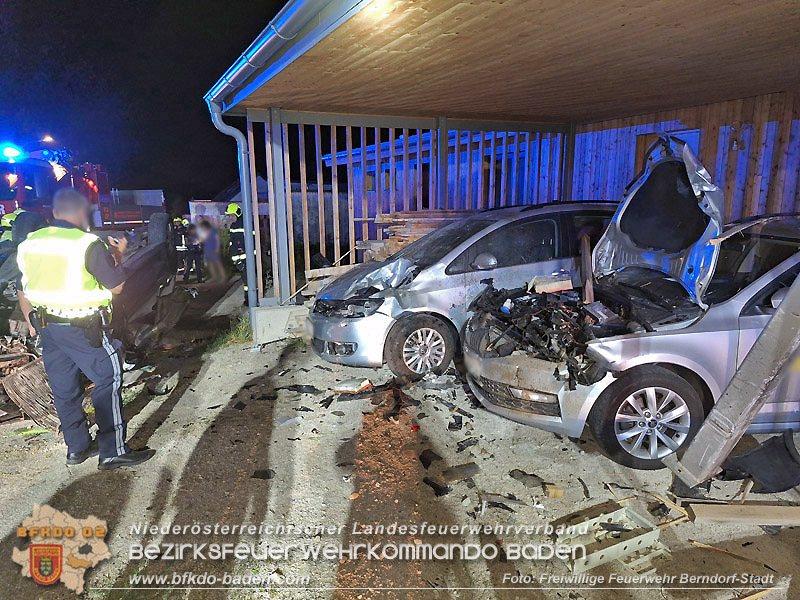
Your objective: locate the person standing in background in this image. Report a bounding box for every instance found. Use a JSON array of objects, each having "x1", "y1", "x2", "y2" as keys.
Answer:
[{"x1": 198, "y1": 221, "x2": 225, "y2": 283}]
